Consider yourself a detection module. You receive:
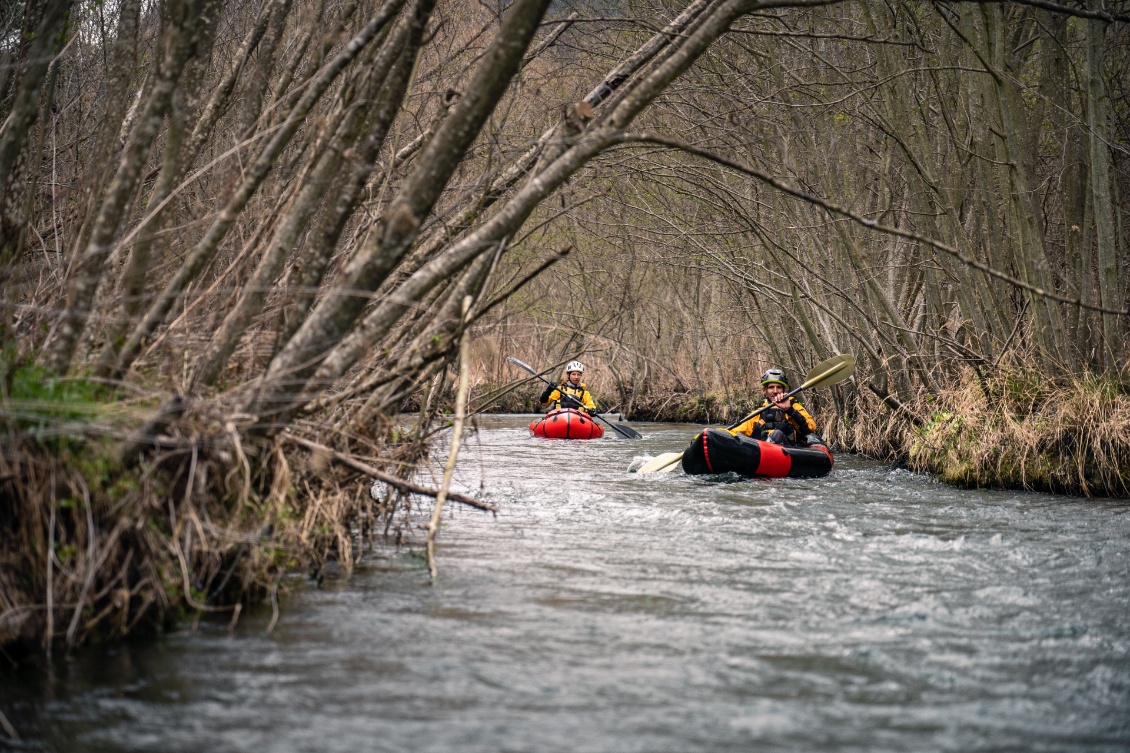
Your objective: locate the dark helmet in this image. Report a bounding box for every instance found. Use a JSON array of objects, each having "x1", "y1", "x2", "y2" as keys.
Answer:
[{"x1": 760, "y1": 368, "x2": 789, "y2": 389}]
